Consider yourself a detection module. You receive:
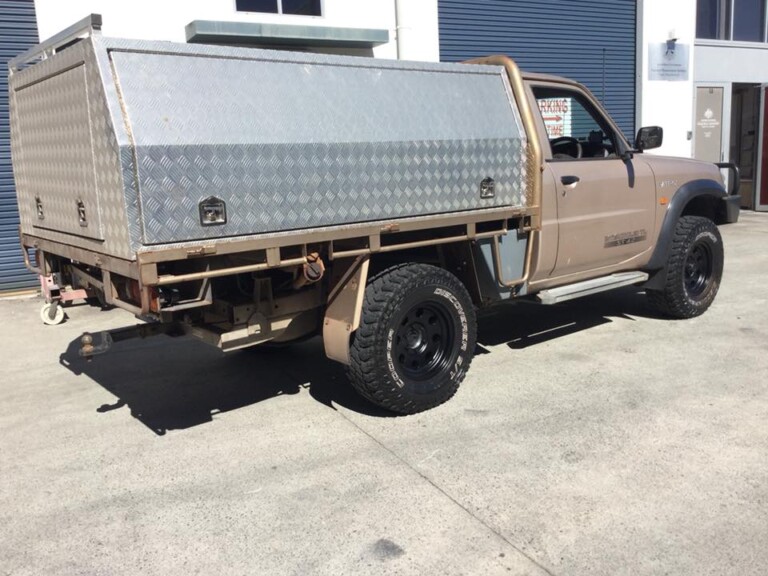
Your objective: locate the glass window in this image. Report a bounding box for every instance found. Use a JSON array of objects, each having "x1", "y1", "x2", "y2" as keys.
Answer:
[
  {"x1": 733, "y1": 0, "x2": 766, "y2": 41},
  {"x1": 698, "y1": 0, "x2": 723, "y2": 38},
  {"x1": 533, "y1": 87, "x2": 618, "y2": 160},
  {"x1": 696, "y1": 0, "x2": 734, "y2": 39},
  {"x1": 282, "y1": 0, "x2": 322, "y2": 16},
  {"x1": 236, "y1": 0, "x2": 279, "y2": 13},
  {"x1": 236, "y1": 0, "x2": 321, "y2": 15}
]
